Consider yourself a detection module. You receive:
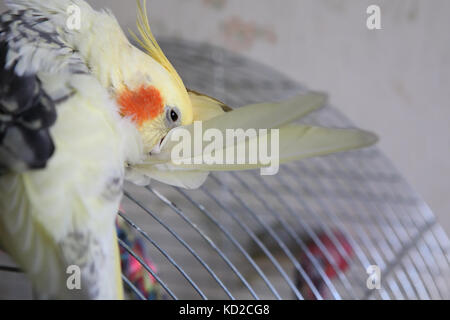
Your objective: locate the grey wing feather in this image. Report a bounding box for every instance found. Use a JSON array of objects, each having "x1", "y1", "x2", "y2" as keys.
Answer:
[{"x1": 0, "y1": 9, "x2": 88, "y2": 173}]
